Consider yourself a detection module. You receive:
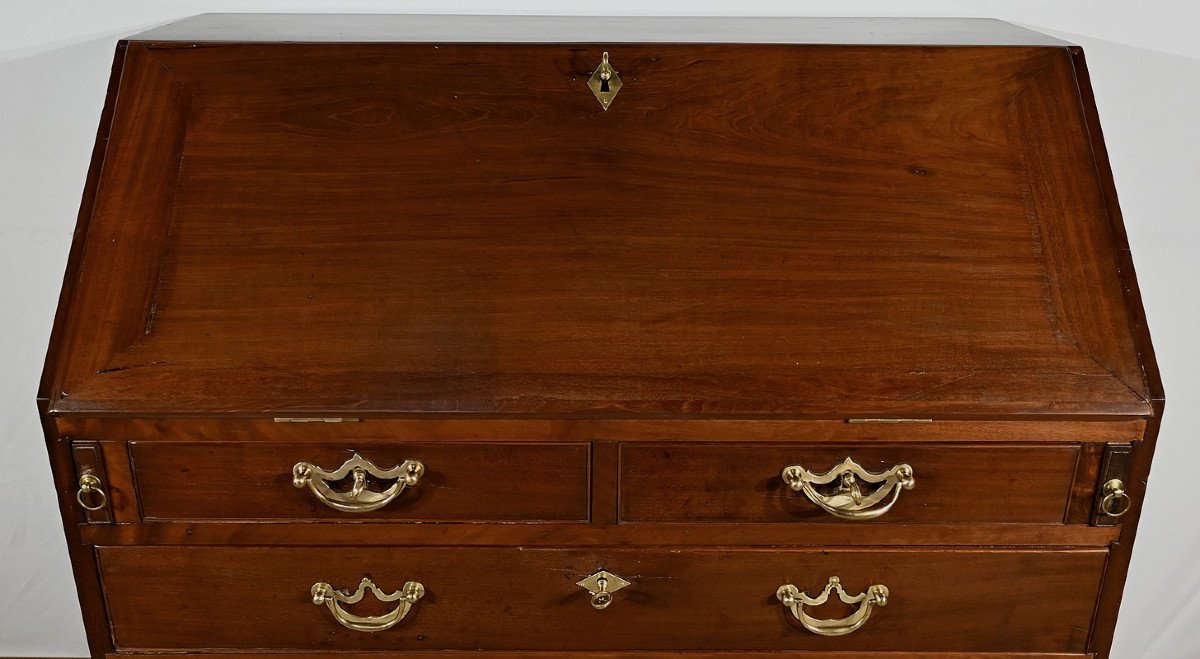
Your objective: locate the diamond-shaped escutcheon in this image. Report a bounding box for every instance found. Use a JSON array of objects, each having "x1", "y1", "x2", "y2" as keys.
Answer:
[{"x1": 587, "y1": 52, "x2": 622, "y2": 110}]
